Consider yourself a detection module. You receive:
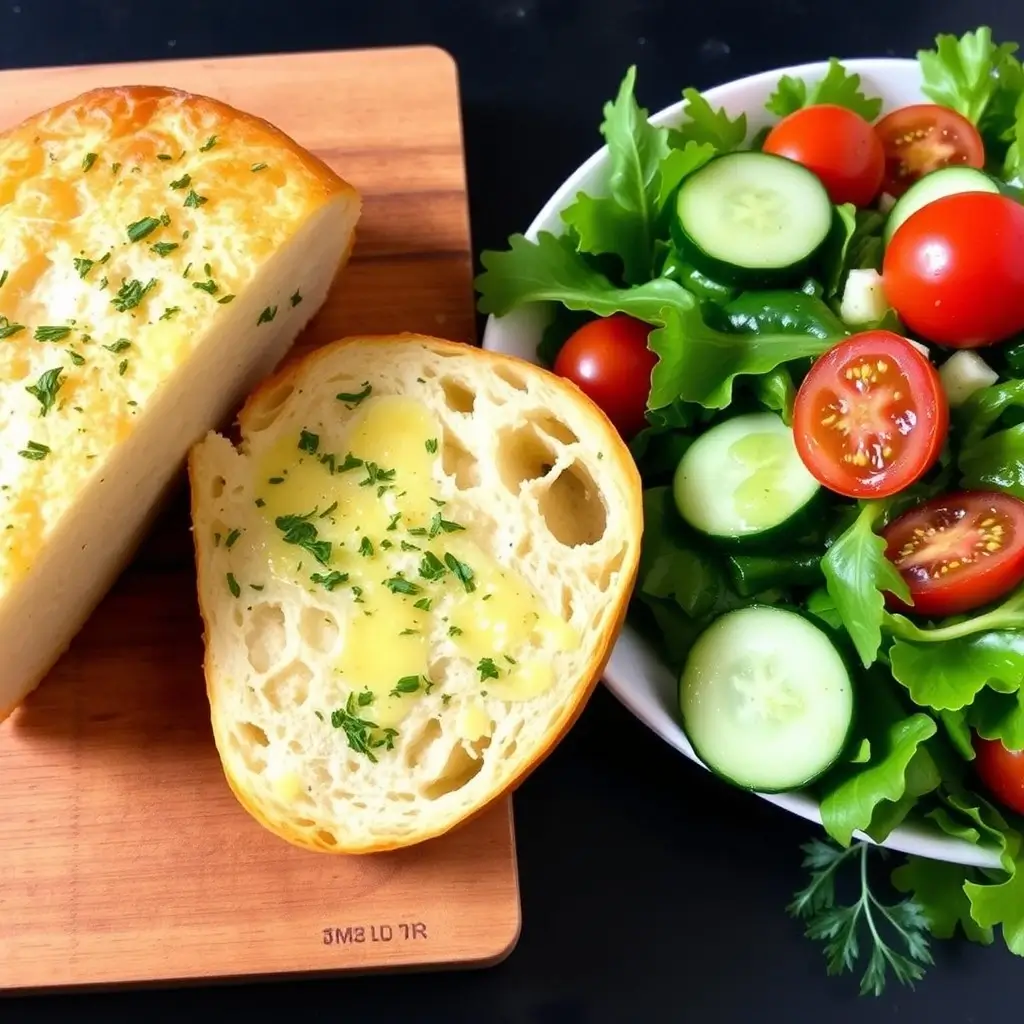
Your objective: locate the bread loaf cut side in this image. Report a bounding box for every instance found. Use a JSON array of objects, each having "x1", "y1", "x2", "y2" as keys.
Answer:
[
  {"x1": 0, "y1": 86, "x2": 360, "y2": 720},
  {"x1": 189, "y1": 334, "x2": 643, "y2": 852}
]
